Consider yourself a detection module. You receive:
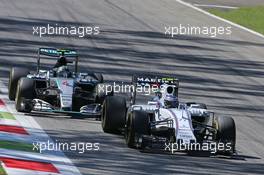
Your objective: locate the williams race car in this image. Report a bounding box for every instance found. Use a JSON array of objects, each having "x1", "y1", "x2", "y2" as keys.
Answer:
[
  {"x1": 101, "y1": 76, "x2": 236, "y2": 155},
  {"x1": 8, "y1": 48, "x2": 112, "y2": 117}
]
